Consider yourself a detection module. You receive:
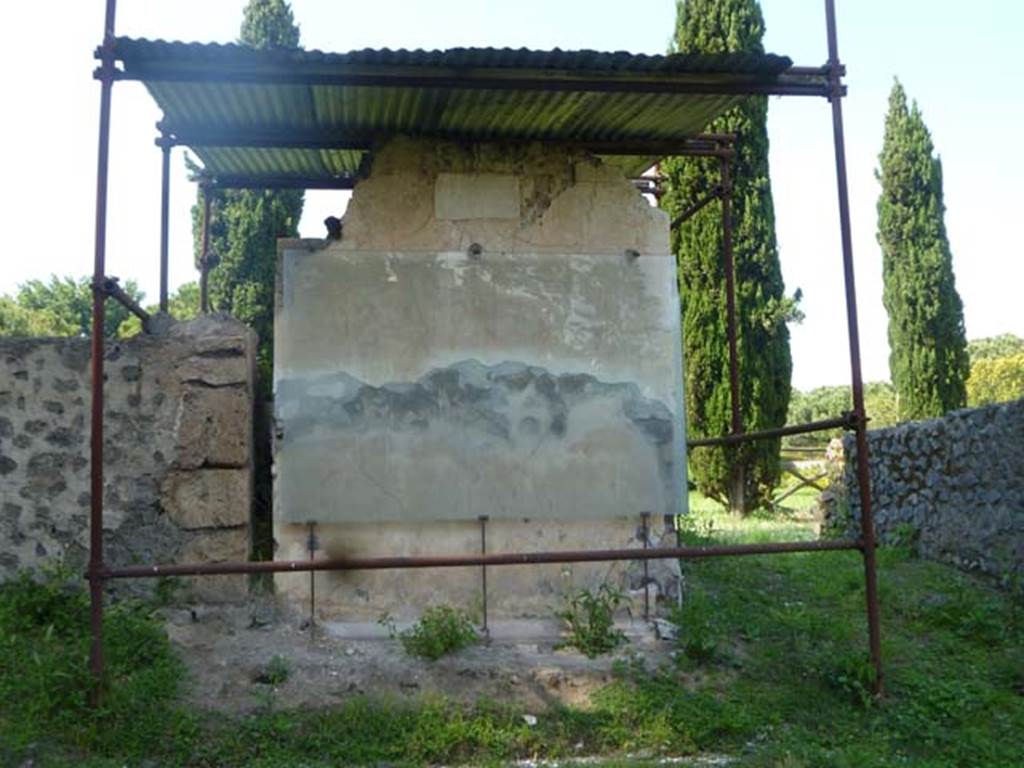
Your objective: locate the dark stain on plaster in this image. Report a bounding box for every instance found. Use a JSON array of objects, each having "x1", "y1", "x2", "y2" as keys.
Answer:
[{"x1": 277, "y1": 359, "x2": 679, "y2": 504}]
